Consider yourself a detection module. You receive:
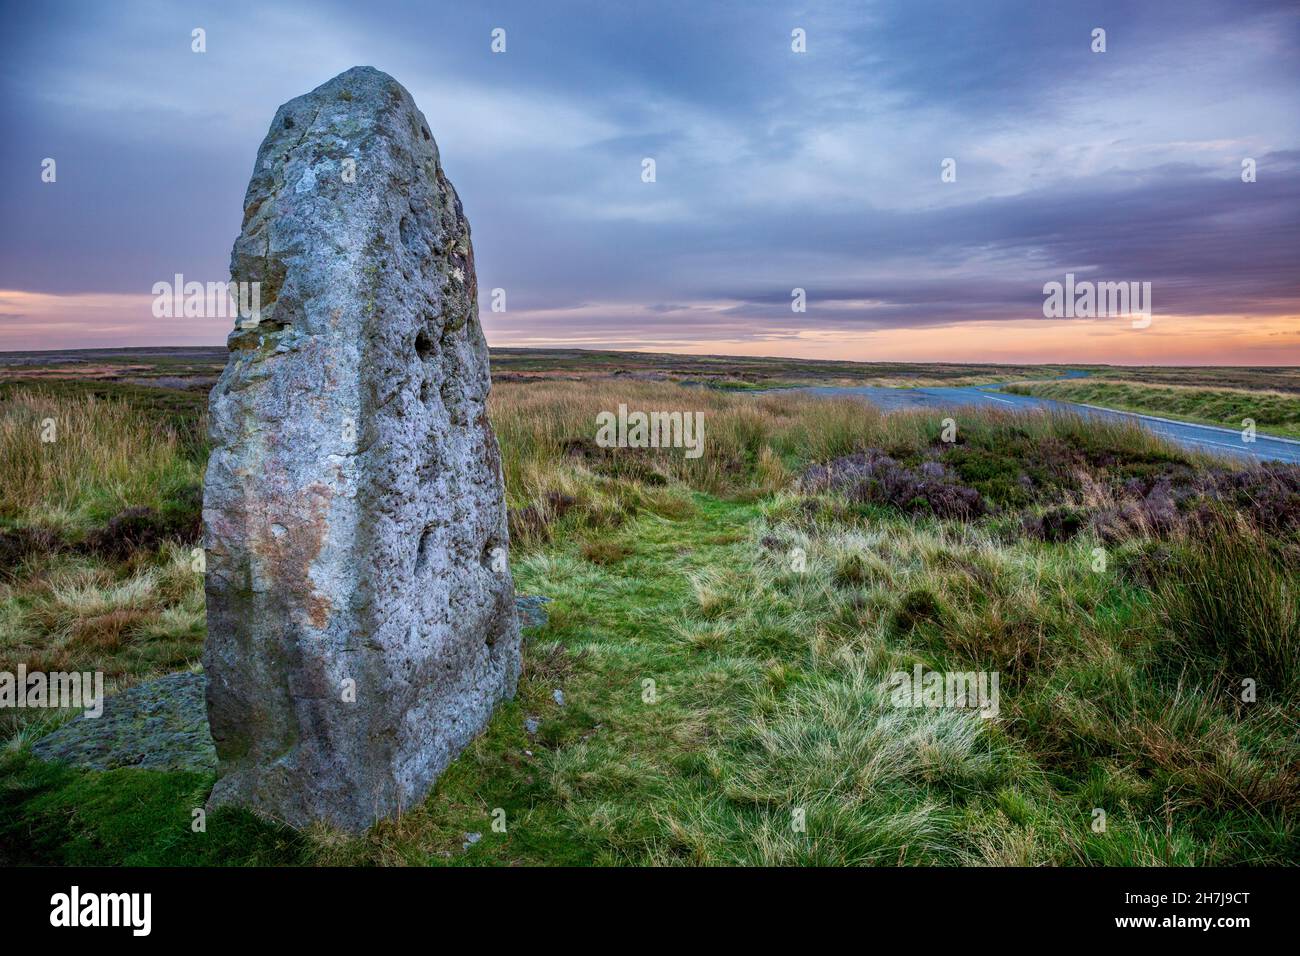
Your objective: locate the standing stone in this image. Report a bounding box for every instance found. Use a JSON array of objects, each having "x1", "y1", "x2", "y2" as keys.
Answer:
[{"x1": 203, "y1": 66, "x2": 521, "y2": 831}]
